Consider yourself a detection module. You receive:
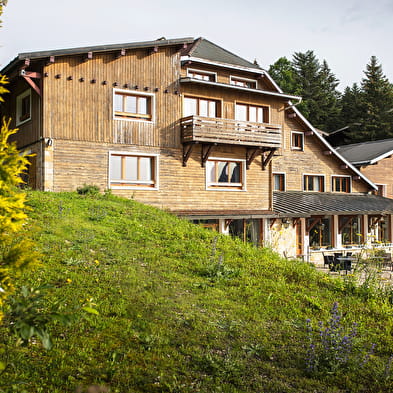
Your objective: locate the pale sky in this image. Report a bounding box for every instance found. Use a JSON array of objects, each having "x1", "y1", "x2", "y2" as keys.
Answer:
[{"x1": 1, "y1": 0, "x2": 392, "y2": 92}]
